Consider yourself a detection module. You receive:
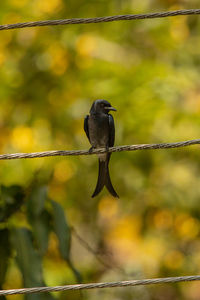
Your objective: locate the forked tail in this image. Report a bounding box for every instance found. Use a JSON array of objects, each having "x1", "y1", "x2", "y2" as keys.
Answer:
[{"x1": 92, "y1": 158, "x2": 119, "y2": 198}]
